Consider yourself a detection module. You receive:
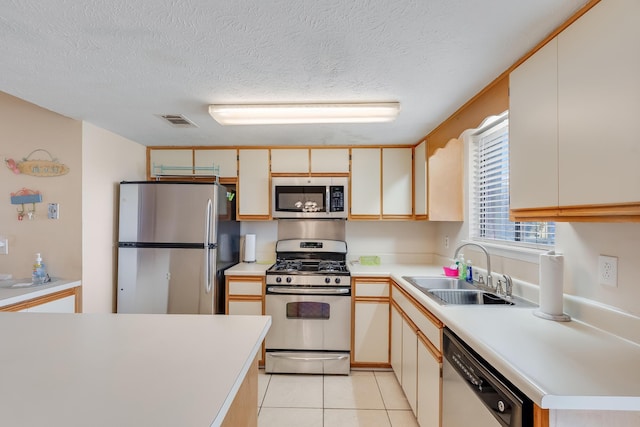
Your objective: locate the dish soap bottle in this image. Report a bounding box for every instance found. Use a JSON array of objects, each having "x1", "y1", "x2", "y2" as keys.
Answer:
[
  {"x1": 466, "y1": 260, "x2": 473, "y2": 283},
  {"x1": 457, "y1": 253, "x2": 467, "y2": 281},
  {"x1": 32, "y1": 253, "x2": 47, "y2": 284}
]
